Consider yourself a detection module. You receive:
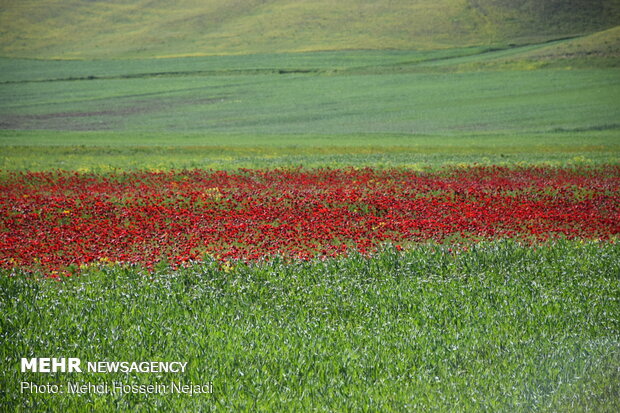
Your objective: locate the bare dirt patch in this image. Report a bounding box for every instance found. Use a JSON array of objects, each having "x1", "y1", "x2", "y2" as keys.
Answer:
[{"x1": 0, "y1": 96, "x2": 226, "y2": 131}]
